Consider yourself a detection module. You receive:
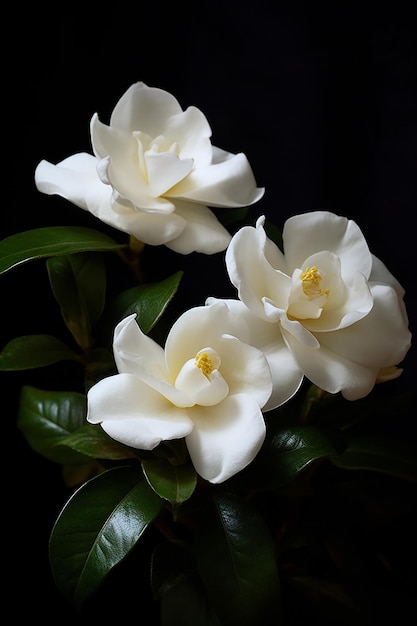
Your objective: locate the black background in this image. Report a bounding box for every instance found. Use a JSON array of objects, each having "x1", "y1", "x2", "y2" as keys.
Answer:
[{"x1": 3, "y1": 1, "x2": 416, "y2": 622}]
